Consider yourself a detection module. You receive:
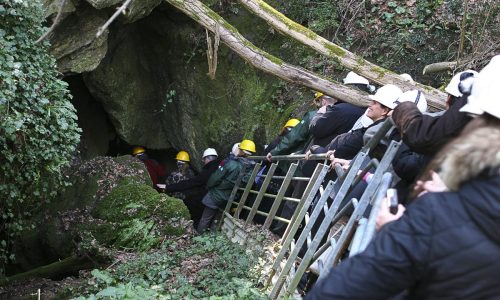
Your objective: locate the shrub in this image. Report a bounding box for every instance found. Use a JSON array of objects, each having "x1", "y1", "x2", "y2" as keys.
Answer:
[{"x1": 0, "y1": 0, "x2": 80, "y2": 271}]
